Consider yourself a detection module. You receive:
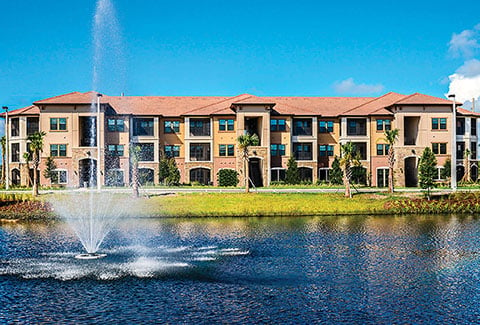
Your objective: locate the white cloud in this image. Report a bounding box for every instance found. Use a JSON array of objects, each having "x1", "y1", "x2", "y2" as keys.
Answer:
[
  {"x1": 447, "y1": 59, "x2": 480, "y2": 104},
  {"x1": 448, "y1": 26, "x2": 480, "y2": 58},
  {"x1": 333, "y1": 78, "x2": 384, "y2": 95}
]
